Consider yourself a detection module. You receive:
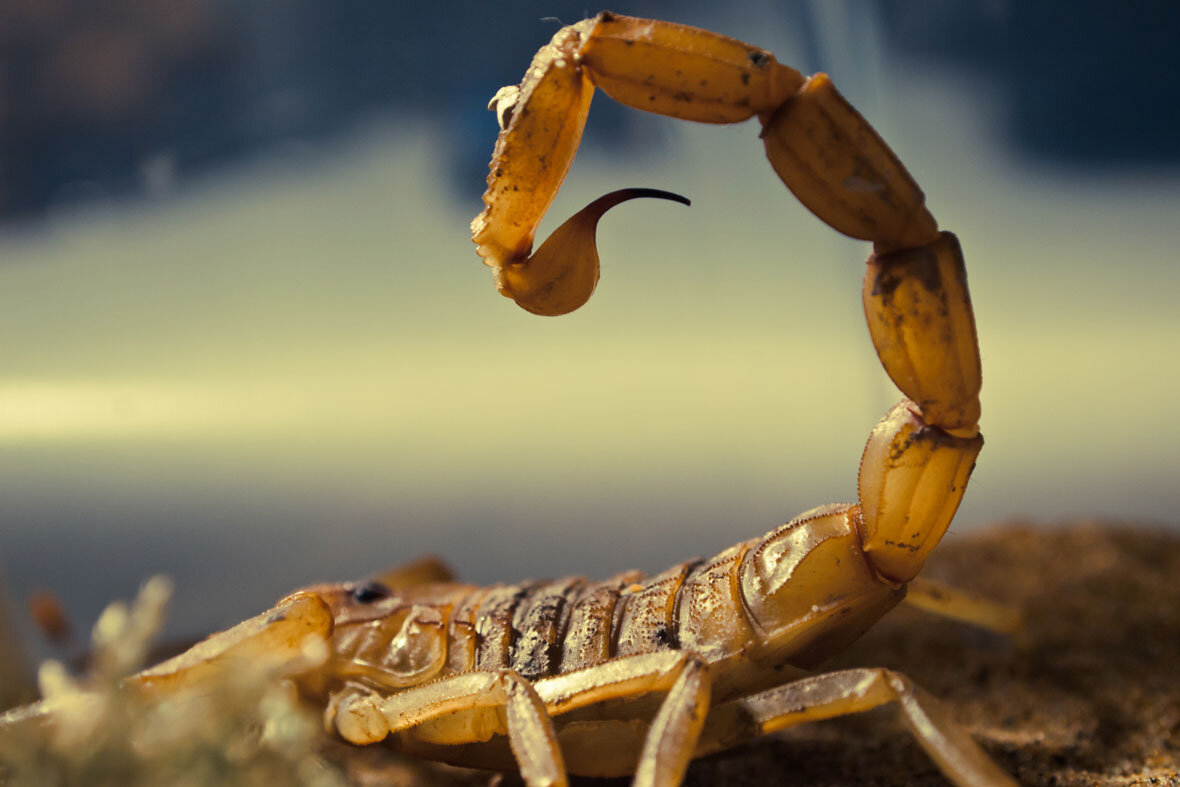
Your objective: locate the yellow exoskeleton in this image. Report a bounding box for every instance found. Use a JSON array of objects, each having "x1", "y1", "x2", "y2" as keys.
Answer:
[{"x1": 1, "y1": 13, "x2": 1020, "y2": 787}]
